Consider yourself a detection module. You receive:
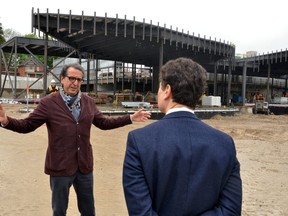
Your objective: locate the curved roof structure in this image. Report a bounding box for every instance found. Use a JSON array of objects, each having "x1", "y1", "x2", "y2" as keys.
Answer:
[
  {"x1": 30, "y1": 8, "x2": 288, "y2": 80},
  {"x1": 31, "y1": 8, "x2": 234, "y2": 69}
]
